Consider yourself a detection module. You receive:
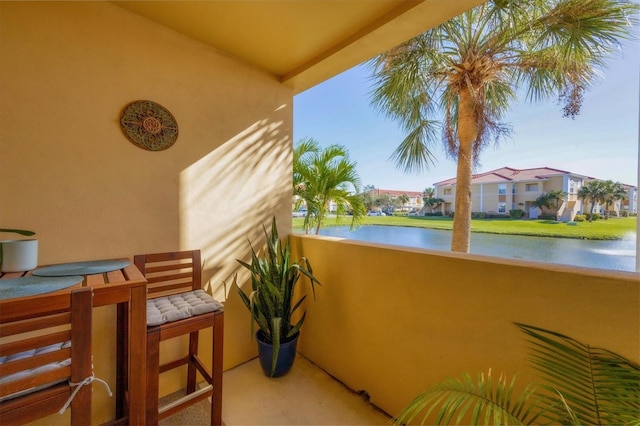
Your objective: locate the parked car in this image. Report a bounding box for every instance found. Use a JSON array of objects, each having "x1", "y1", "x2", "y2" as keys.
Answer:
[
  {"x1": 368, "y1": 211, "x2": 385, "y2": 216},
  {"x1": 292, "y1": 210, "x2": 307, "y2": 218},
  {"x1": 407, "y1": 210, "x2": 418, "y2": 216}
]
